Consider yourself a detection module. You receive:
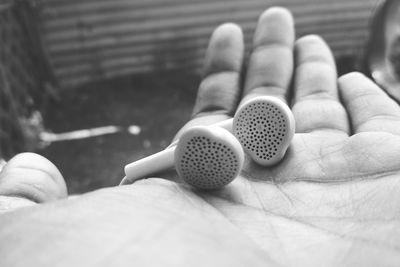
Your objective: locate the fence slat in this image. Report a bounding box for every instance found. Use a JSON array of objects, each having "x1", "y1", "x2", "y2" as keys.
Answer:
[{"x1": 38, "y1": 0, "x2": 381, "y2": 88}]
